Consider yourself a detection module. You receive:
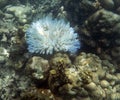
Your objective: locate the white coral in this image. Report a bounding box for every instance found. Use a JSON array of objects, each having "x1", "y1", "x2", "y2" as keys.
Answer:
[{"x1": 26, "y1": 16, "x2": 80, "y2": 54}]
